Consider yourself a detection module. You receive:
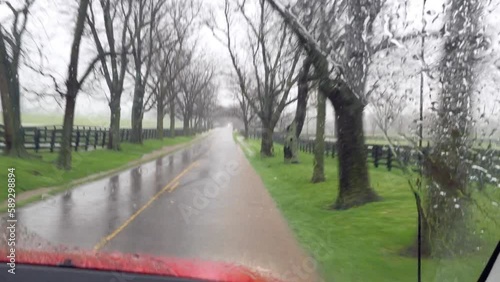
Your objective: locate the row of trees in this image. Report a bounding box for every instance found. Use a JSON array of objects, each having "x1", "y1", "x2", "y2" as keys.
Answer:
[
  {"x1": 0, "y1": 0, "x2": 218, "y2": 169},
  {"x1": 224, "y1": 0, "x2": 496, "y2": 258}
]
